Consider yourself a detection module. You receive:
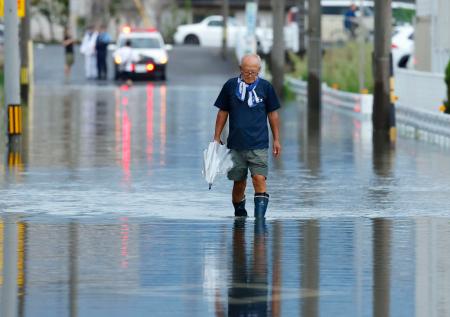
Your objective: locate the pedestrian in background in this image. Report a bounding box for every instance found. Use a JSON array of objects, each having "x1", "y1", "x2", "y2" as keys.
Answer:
[
  {"x1": 63, "y1": 27, "x2": 76, "y2": 81},
  {"x1": 96, "y1": 25, "x2": 111, "y2": 80},
  {"x1": 344, "y1": 4, "x2": 359, "y2": 39},
  {"x1": 80, "y1": 25, "x2": 98, "y2": 79},
  {"x1": 114, "y1": 39, "x2": 139, "y2": 84},
  {"x1": 213, "y1": 54, "x2": 281, "y2": 218}
]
